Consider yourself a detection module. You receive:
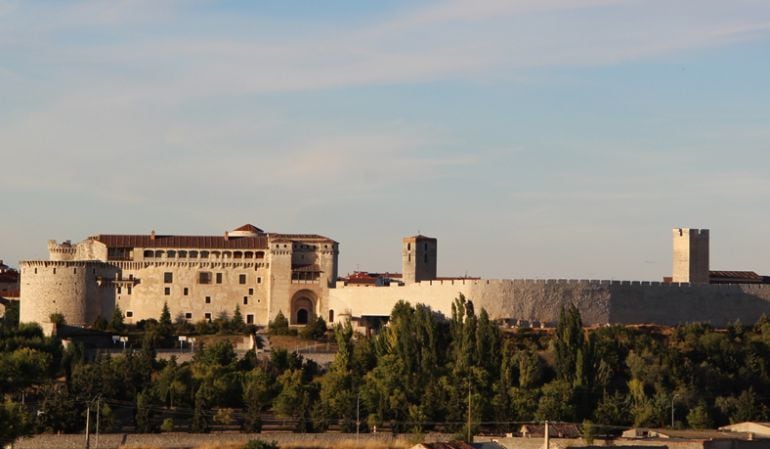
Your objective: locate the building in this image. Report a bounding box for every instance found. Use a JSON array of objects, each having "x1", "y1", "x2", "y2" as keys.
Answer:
[
  {"x1": 20, "y1": 225, "x2": 338, "y2": 334},
  {"x1": 17, "y1": 226, "x2": 770, "y2": 335}
]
